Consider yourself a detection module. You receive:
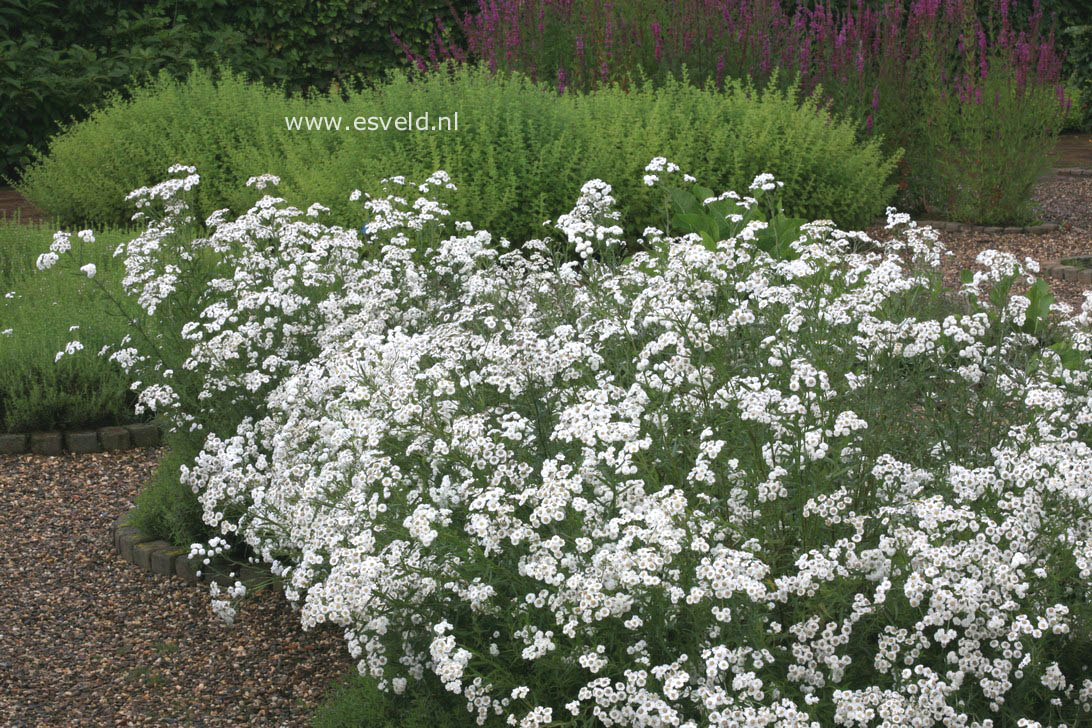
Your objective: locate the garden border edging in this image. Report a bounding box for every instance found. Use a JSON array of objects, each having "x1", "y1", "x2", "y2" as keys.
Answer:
[
  {"x1": 913, "y1": 219, "x2": 1061, "y2": 235},
  {"x1": 113, "y1": 509, "x2": 270, "y2": 589},
  {"x1": 0, "y1": 422, "x2": 162, "y2": 456},
  {"x1": 1041, "y1": 258, "x2": 1092, "y2": 285}
]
